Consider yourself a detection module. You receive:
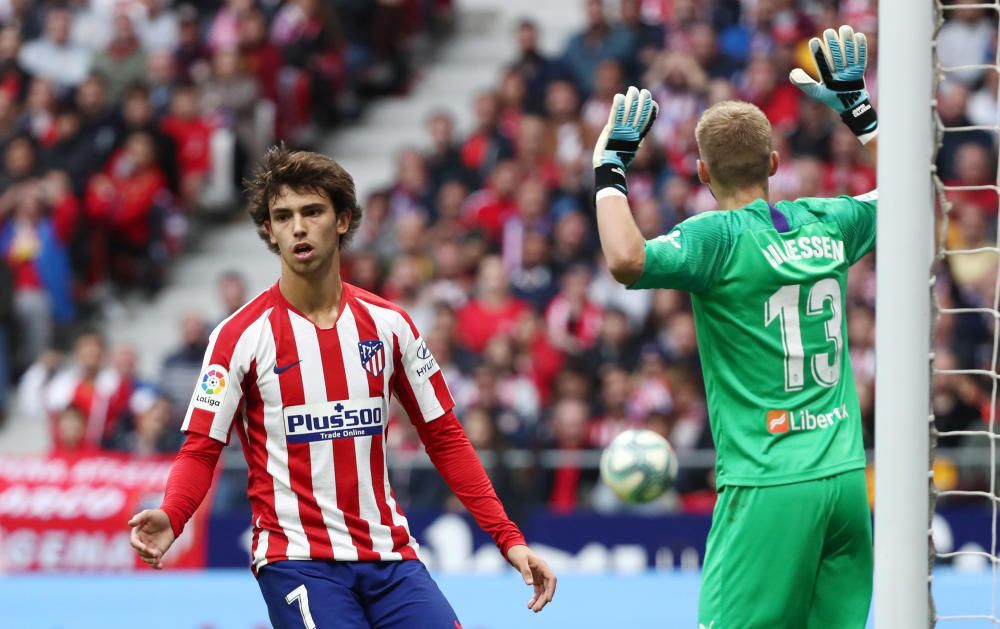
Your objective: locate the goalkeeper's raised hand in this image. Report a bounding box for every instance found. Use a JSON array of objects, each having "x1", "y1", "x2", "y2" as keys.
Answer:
[
  {"x1": 790, "y1": 25, "x2": 878, "y2": 144},
  {"x1": 593, "y1": 85, "x2": 658, "y2": 196}
]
